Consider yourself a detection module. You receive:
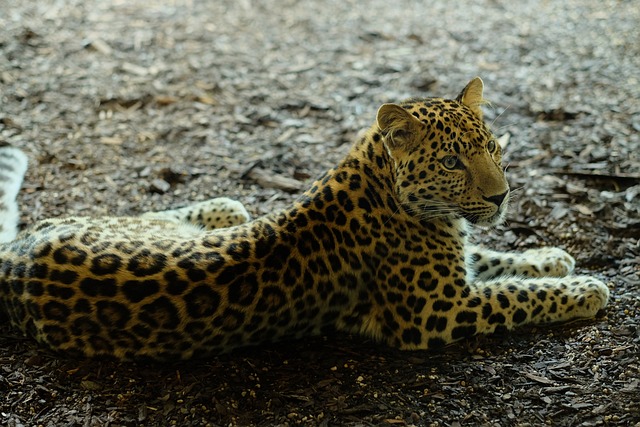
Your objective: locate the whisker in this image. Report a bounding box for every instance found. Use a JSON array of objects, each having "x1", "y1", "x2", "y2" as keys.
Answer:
[
  {"x1": 490, "y1": 105, "x2": 511, "y2": 128},
  {"x1": 400, "y1": 199, "x2": 459, "y2": 222},
  {"x1": 496, "y1": 122, "x2": 516, "y2": 133},
  {"x1": 382, "y1": 200, "x2": 403, "y2": 227},
  {"x1": 508, "y1": 186, "x2": 524, "y2": 204}
]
